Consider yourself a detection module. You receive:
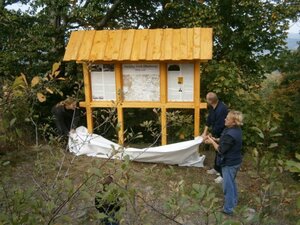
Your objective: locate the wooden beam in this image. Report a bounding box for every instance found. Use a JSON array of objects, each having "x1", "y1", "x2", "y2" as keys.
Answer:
[
  {"x1": 83, "y1": 63, "x2": 93, "y2": 133},
  {"x1": 194, "y1": 62, "x2": 200, "y2": 137},
  {"x1": 161, "y1": 107, "x2": 167, "y2": 145},
  {"x1": 117, "y1": 107, "x2": 124, "y2": 145},
  {"x1": 165, "y1": 102, "x2": 196, "y2": 108},
  {"x1": 80, "y1": 101, "x2": 207, "y2": 109},
  {"x1": 122, "y1": 102, "x2": 161, "y2": 108},
  {"x1": 91, "y1": 101, "x2": 117, "y2": 108},
  {"x1": 200, "y1": 102, "x2": 207, "y2": 109},
  {"x1": 160, "y1": 63, "x2": 167, "y2": 145},
  {"x1": 115, "y1": 63, "x2": 124, "y2": 144}
]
